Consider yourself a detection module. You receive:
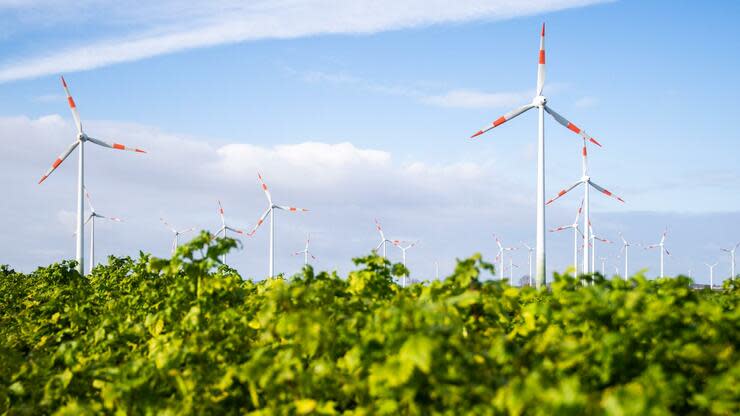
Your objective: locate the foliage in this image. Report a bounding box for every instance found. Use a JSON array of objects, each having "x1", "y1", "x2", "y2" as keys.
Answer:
[{"x1": 1, "y1": 233, "x2": 738, "y2": 415}]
